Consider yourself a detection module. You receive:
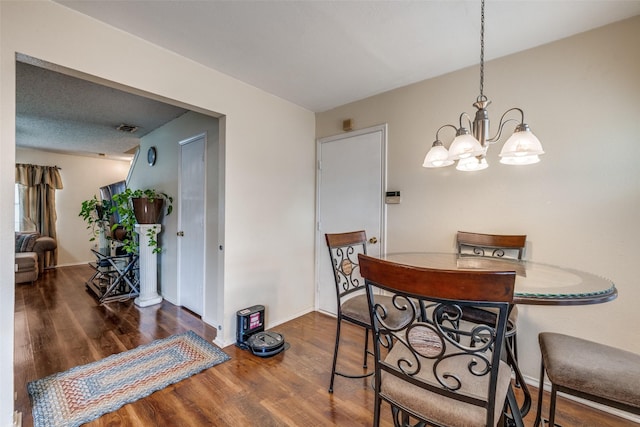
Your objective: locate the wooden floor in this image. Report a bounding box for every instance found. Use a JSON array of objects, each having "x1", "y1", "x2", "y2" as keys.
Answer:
[{"x1": 15, "y1": 264, "x2": 635, "y2": 426}]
